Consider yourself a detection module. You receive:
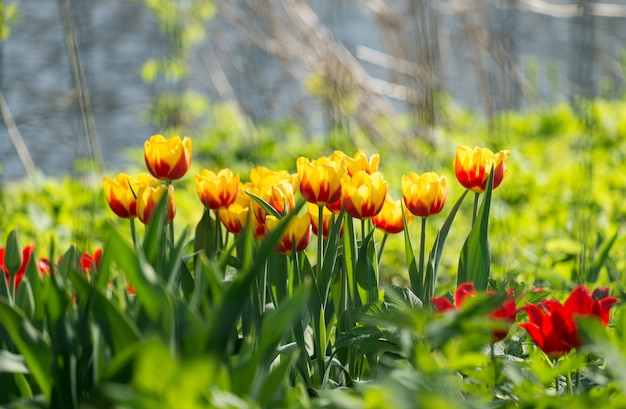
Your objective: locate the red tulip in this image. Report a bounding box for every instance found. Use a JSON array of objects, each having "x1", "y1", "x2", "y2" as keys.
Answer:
[
  {"x1": 432, "y1": 282, "x2": 518, "y2": 341},
  {"x1": 0, "y1": 244, "x2": 35, "y2": 290},
  {"x1": 519, "y1": 285, "x2": 618, "y2": 358}
]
